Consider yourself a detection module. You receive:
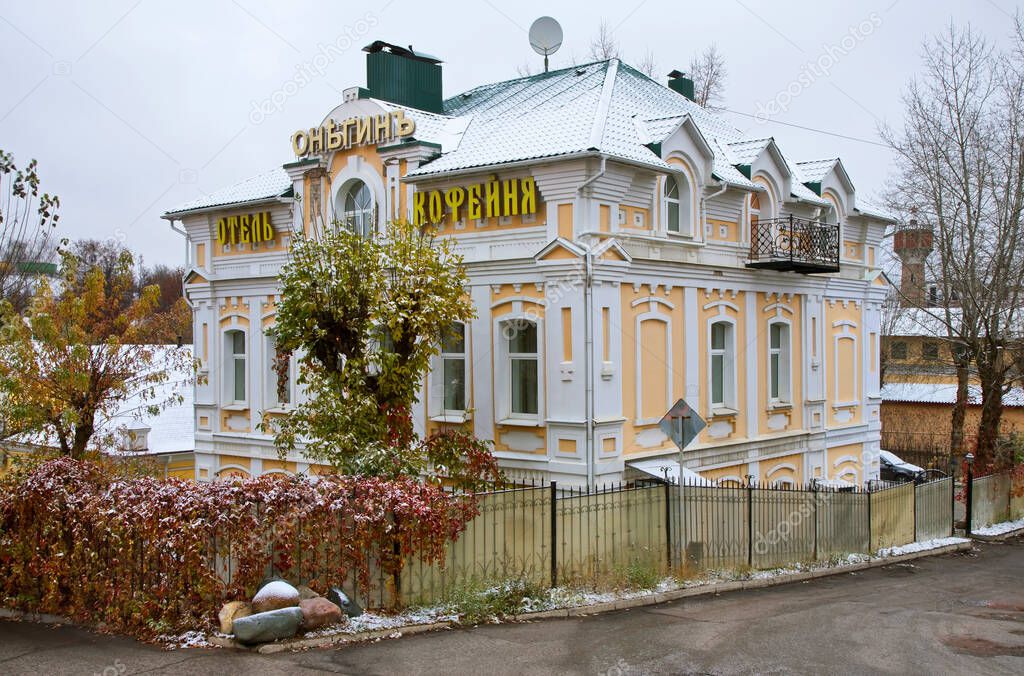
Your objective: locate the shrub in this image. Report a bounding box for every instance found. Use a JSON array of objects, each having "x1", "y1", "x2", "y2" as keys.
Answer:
[
  {"x1": 444, "y1": 578, "x2": 548, "y2": 625},
  {"x1": 0, "y1": 458, "x2": 478, "y2": 638}
]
